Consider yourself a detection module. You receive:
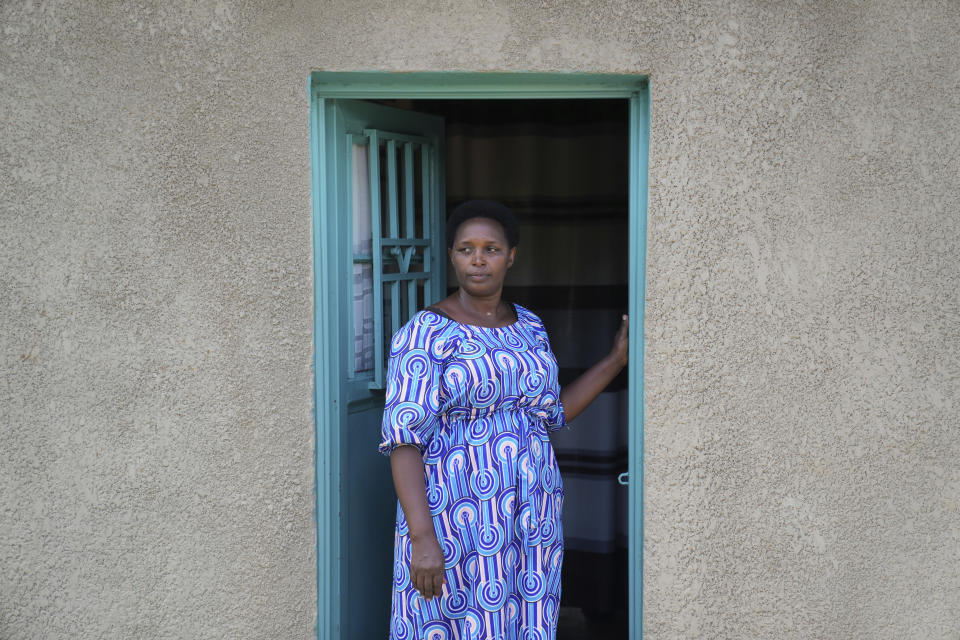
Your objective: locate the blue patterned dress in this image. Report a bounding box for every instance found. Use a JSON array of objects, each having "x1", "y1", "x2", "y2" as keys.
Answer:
[{"x1": 379, "y1": 304, "x2": 567, "y2": 640}]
